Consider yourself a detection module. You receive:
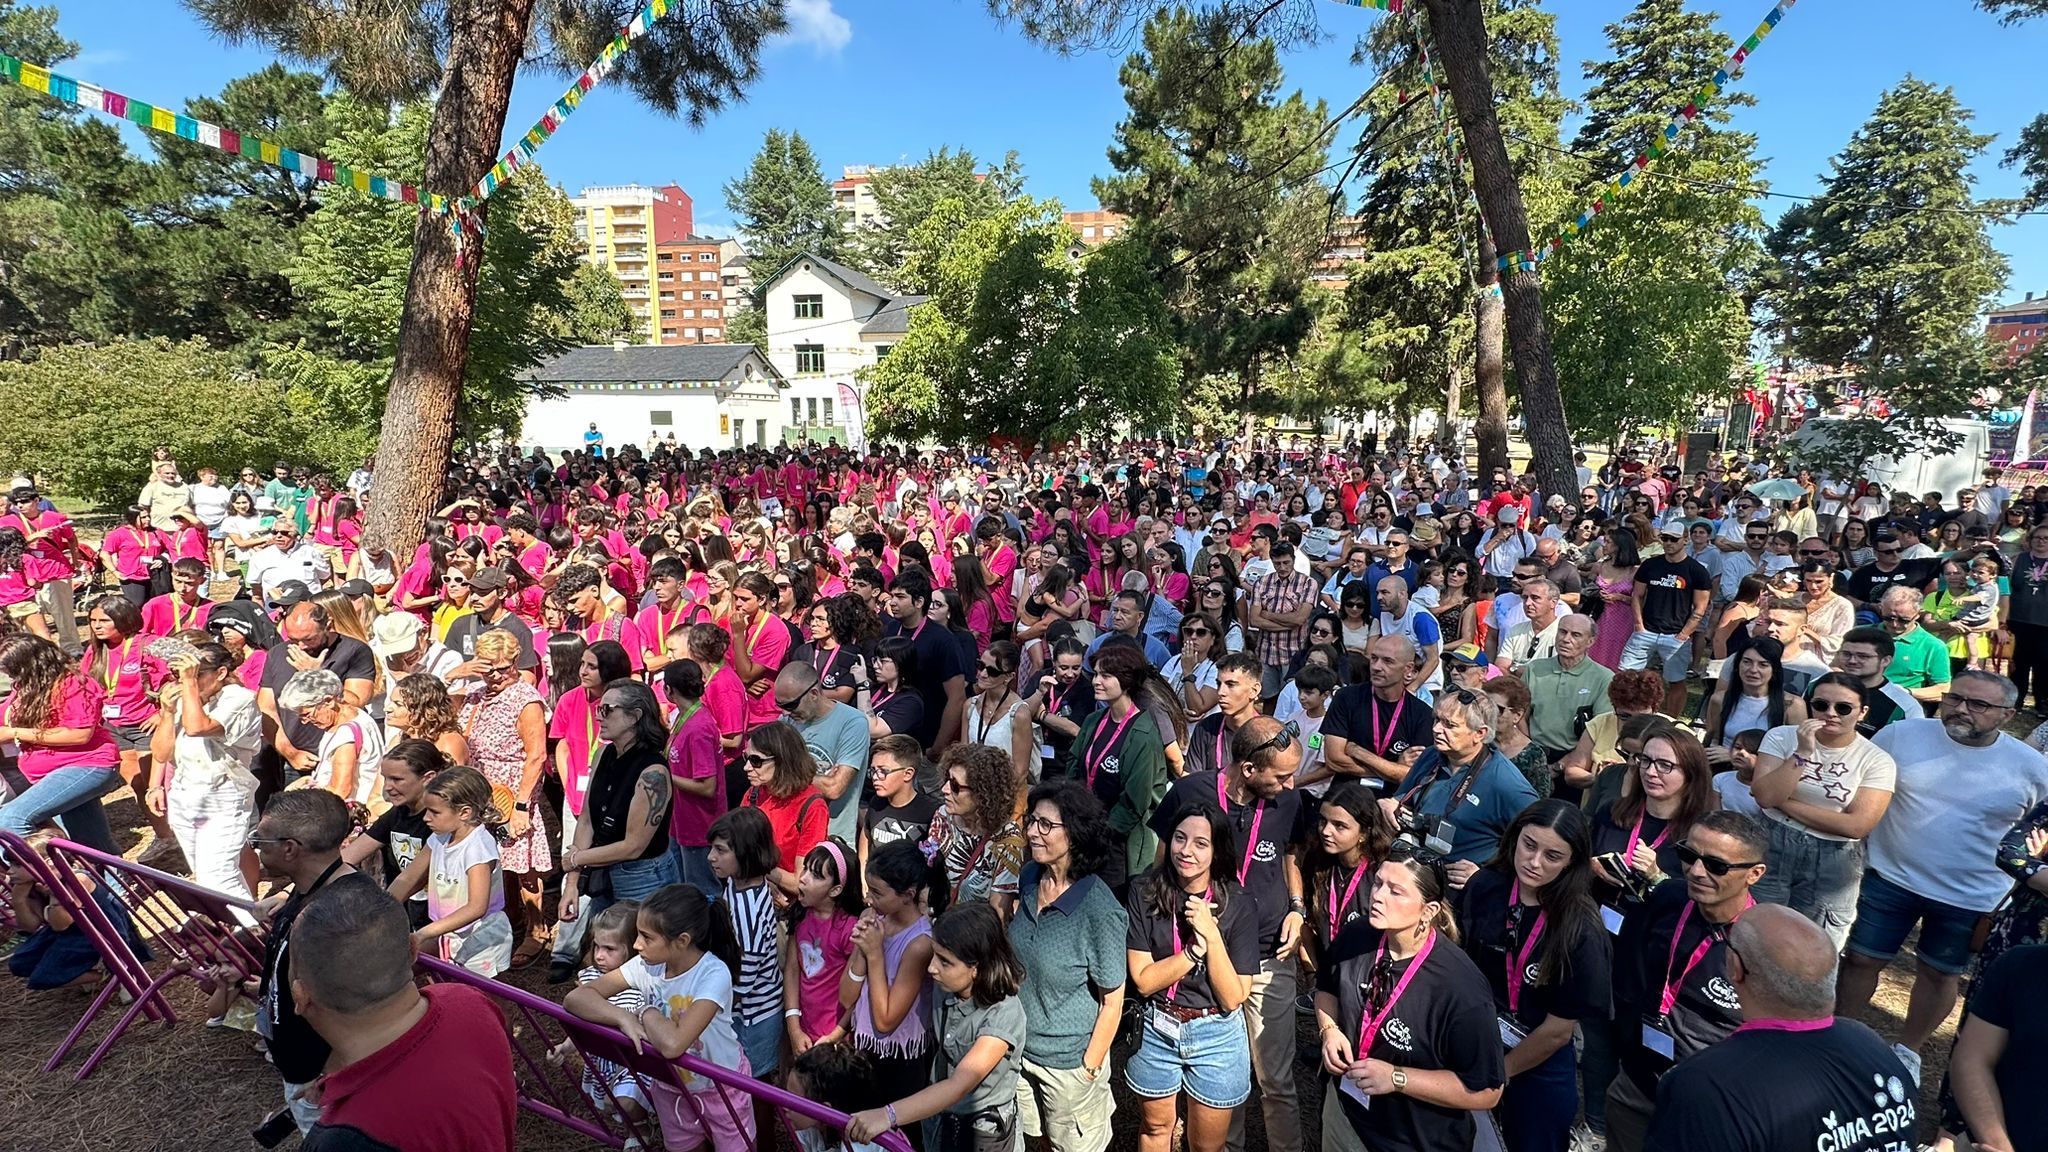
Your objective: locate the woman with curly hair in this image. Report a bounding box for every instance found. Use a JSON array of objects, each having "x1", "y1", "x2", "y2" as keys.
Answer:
[
  {"x1": 0, "y1": 634, "x2": 122, "y2": 853},
  {"x1": 797, "y1": 592, "x2": 877, "y2": 708},
  {"x1": 385, "y1": 672, "x2": 470, "y2": 764},
  {"x1": 935, "y1": 743, "x2": 1026, "y2": 920}
]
